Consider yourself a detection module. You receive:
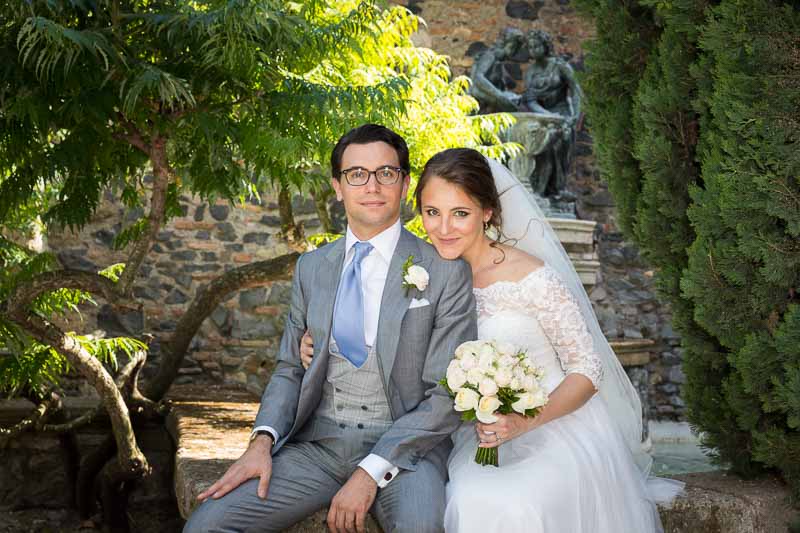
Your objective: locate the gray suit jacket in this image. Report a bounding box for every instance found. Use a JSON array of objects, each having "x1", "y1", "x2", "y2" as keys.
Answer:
[{"x1": 253, "y1": 228, "x2": 477, "y2": 472}]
